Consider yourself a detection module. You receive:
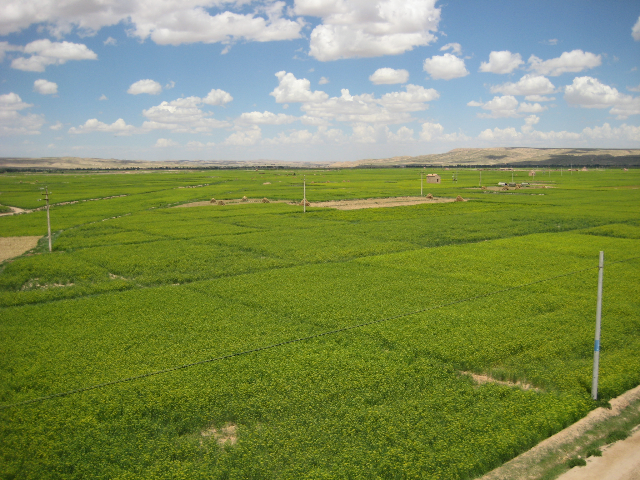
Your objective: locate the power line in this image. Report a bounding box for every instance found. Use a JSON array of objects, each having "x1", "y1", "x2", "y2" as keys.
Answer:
[{"x1": 2, "y1": 256, "x2": 639, "y2": 411}]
